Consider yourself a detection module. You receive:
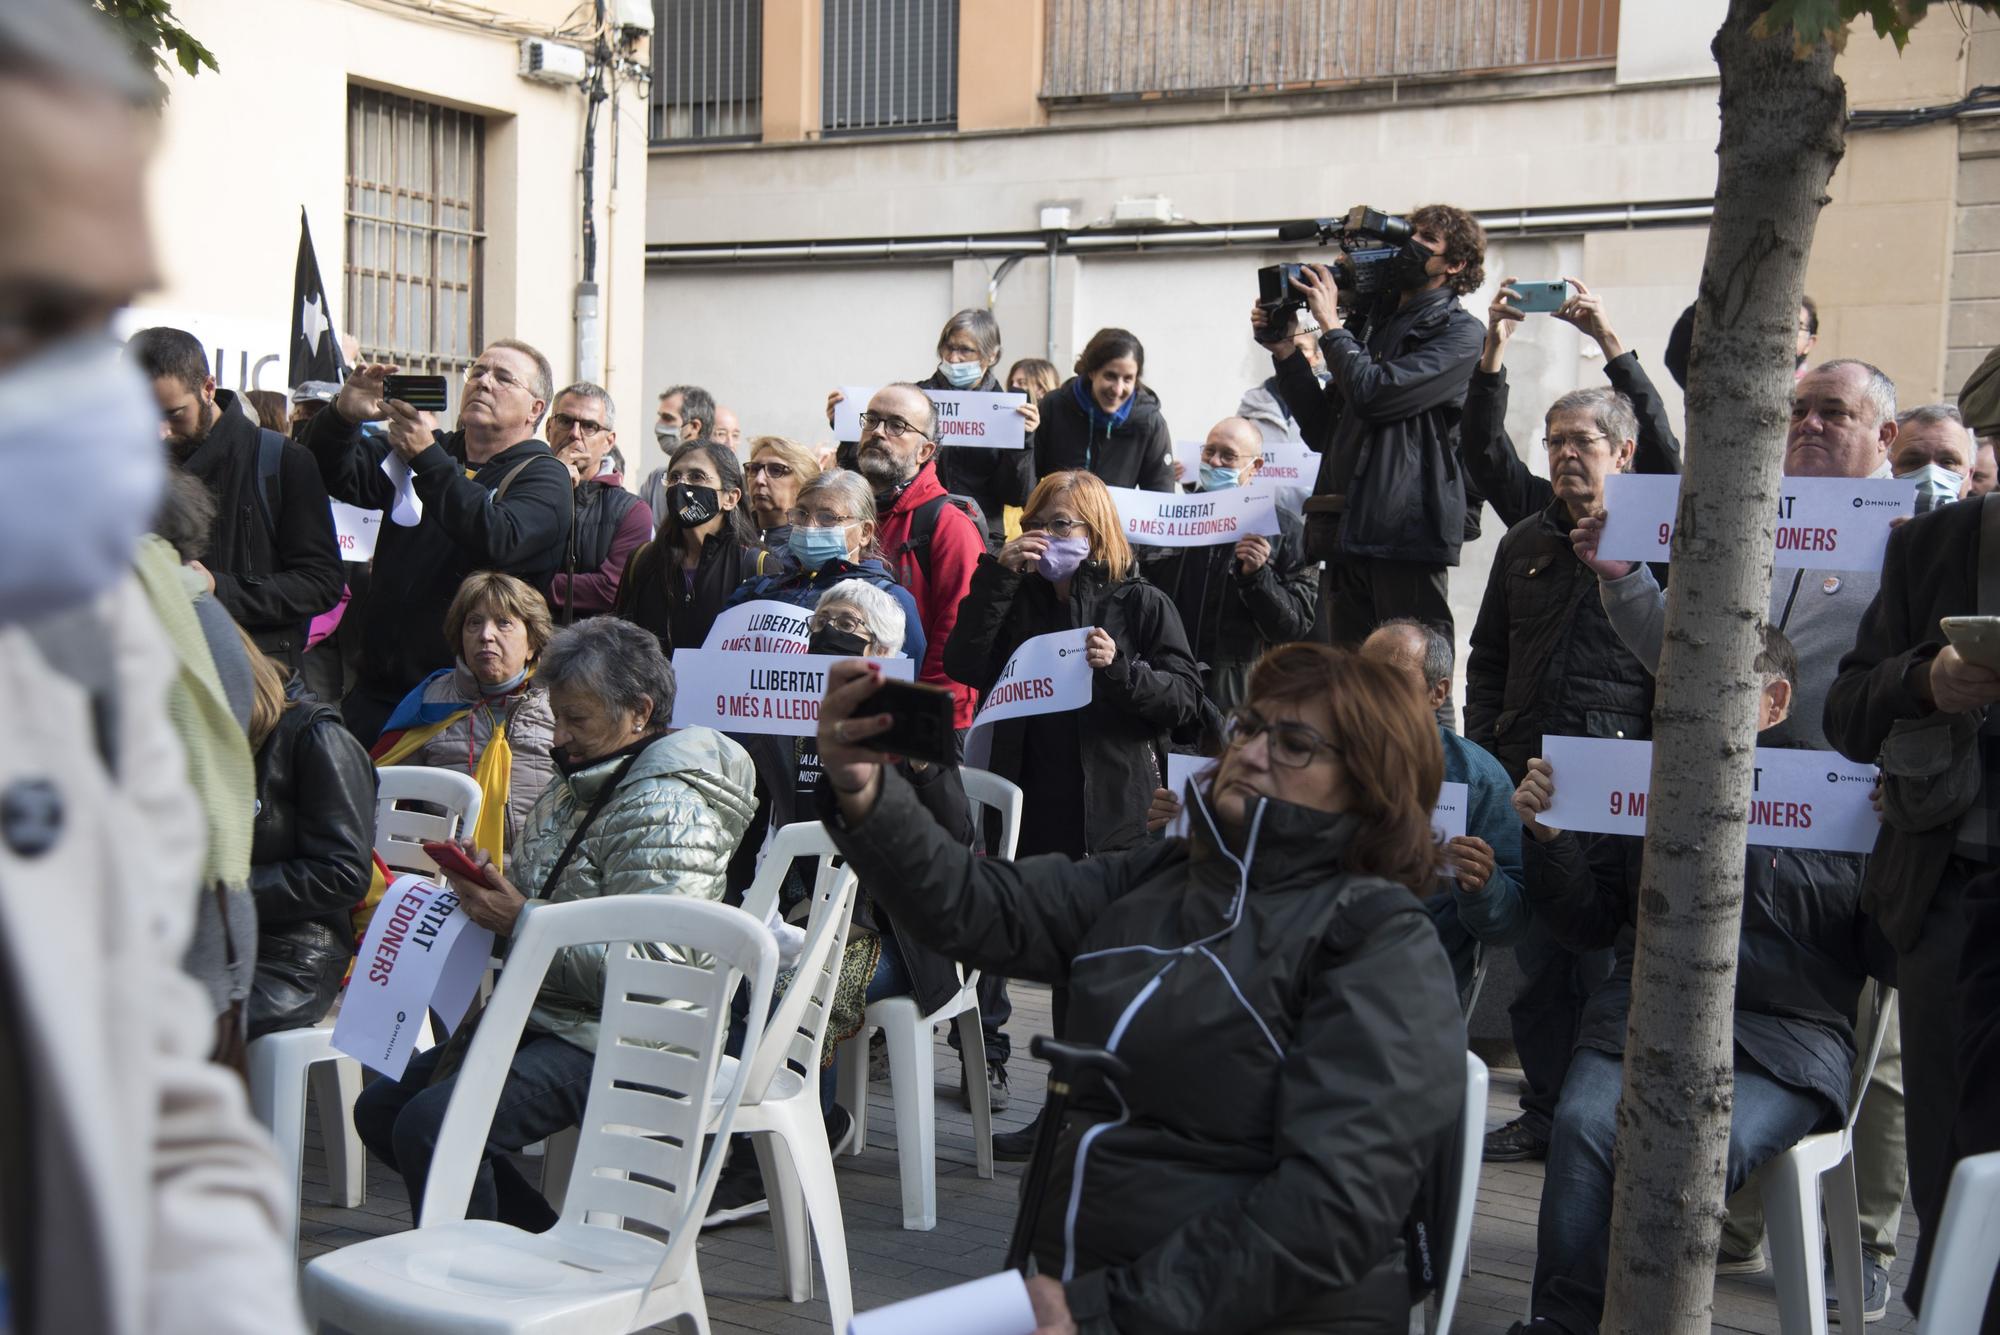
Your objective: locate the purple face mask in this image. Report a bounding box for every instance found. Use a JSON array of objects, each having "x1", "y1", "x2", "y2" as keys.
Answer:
[{"x1": 1036, "y1": 534, "x2": 1092, "y2": 582}]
